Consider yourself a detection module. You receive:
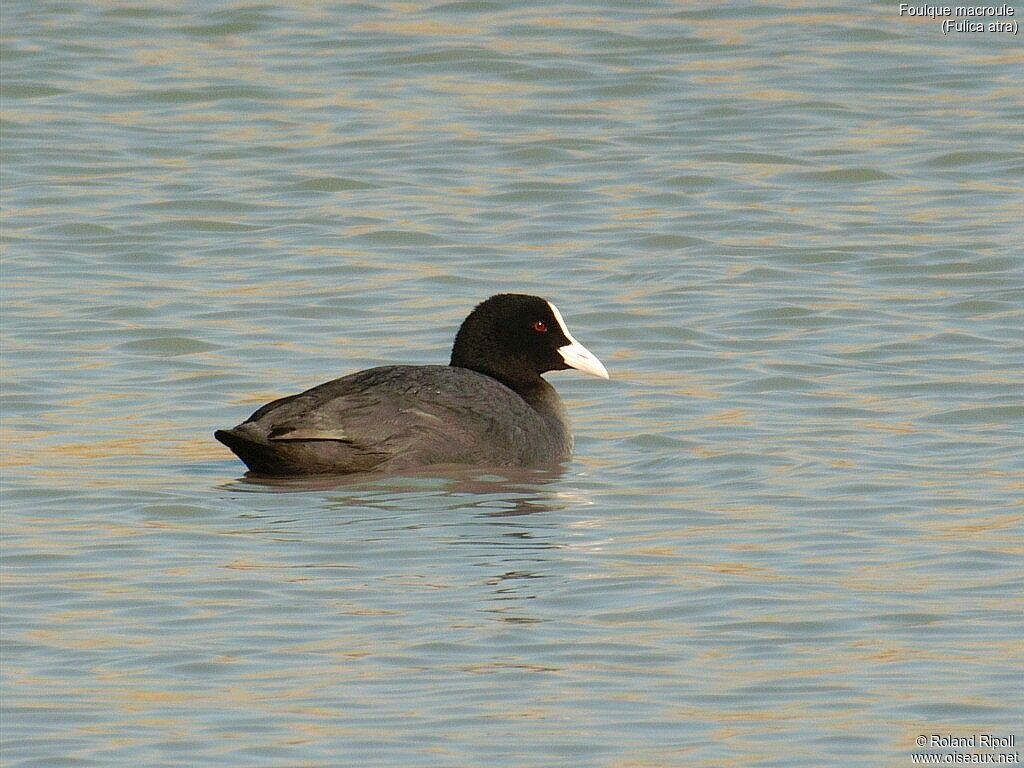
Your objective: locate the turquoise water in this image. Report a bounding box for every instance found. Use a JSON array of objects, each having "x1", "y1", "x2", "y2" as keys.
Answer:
[{"x1": 2, "y1": 2, "x2": 1022, "y2": 766}]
